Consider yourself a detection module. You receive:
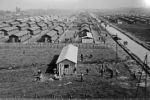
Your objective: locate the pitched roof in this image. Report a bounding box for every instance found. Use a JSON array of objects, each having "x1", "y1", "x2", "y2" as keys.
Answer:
[
  {"x1": 28, "y1": 27, "x2": 40, "y2": 31},
  {"x1": 16, "y1": 23, "x2": 28, "y2": 27},
  {"x1": 0, "y1": 24, "x2": 9, "y2": 28},
  {"x1": 56, "y1": 44, "x2": 78, "y2": 64},
  {"x1": 14, "y1": 31, "x2": 28, "y2": 37},
  {"x1": 45, "y1": 29, "x2": 58, "y2": 36},
  {"x1": 1, "y1": 27, "x2": 18, "y2": 32}
]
